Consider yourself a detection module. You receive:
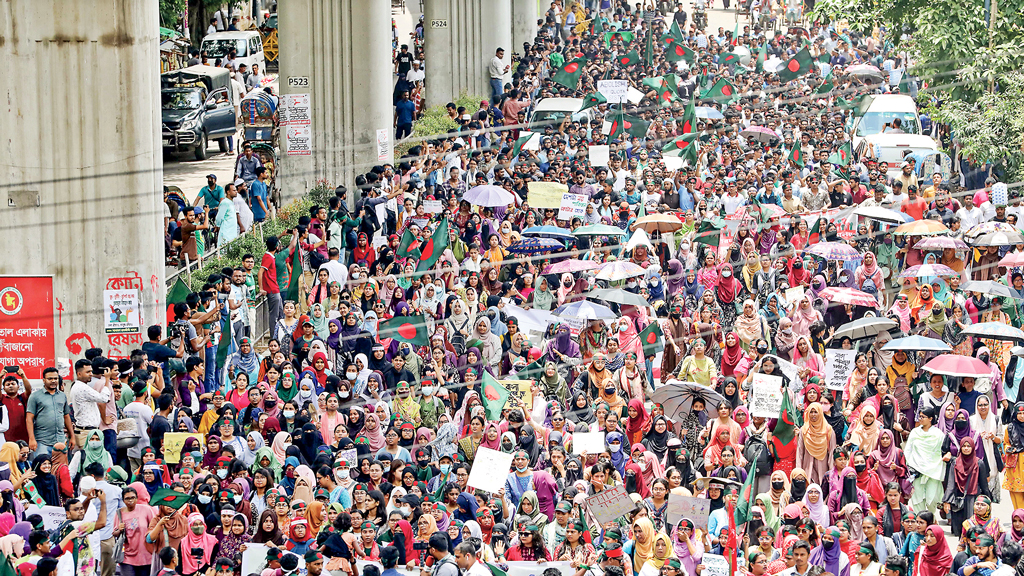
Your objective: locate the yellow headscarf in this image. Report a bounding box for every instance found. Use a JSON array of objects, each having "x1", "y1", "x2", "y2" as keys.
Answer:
[
  {"x1": 632, "y1": 517, "x2": 657, "y2": 568},
  {"x1": 0, "y1": 443, "x2": 20, "y2": 485},
  {"x1": 645, "y1": 532, "x2": 678, "y2": 570}
]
